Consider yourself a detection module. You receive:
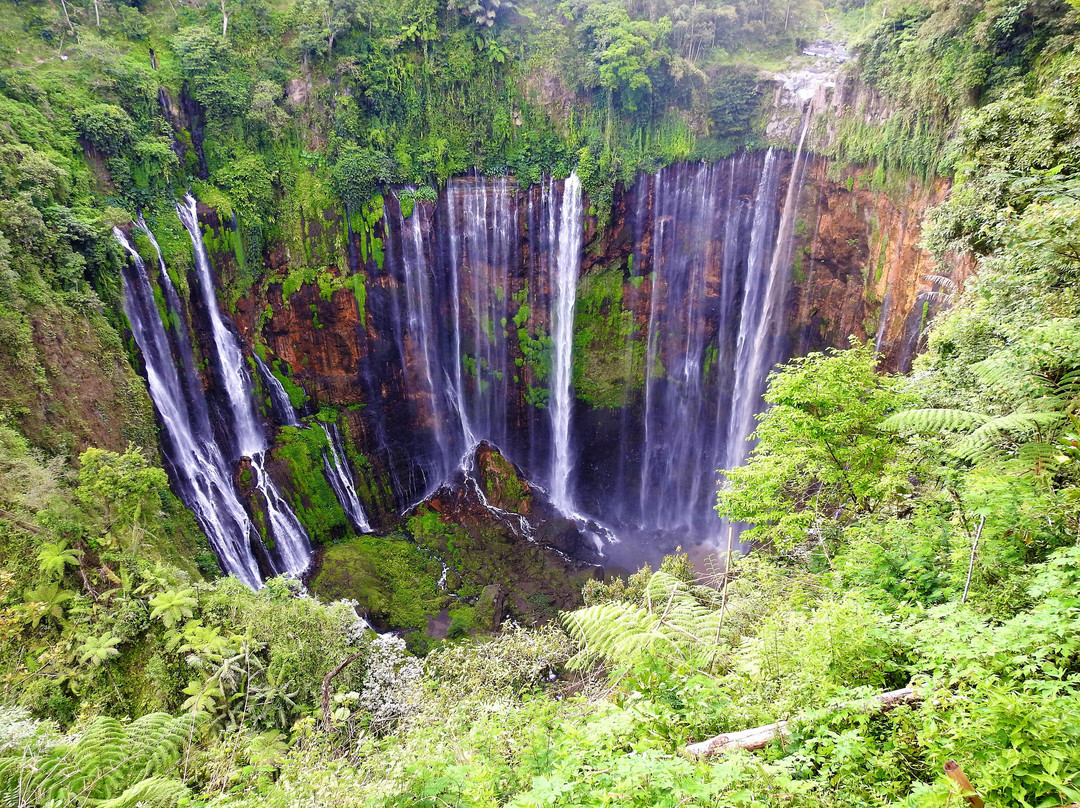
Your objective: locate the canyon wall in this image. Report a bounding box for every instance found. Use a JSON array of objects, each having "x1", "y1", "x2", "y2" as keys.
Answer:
[{"x1": 179, "y1": 151, "x2": 957, "y2": 568}]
